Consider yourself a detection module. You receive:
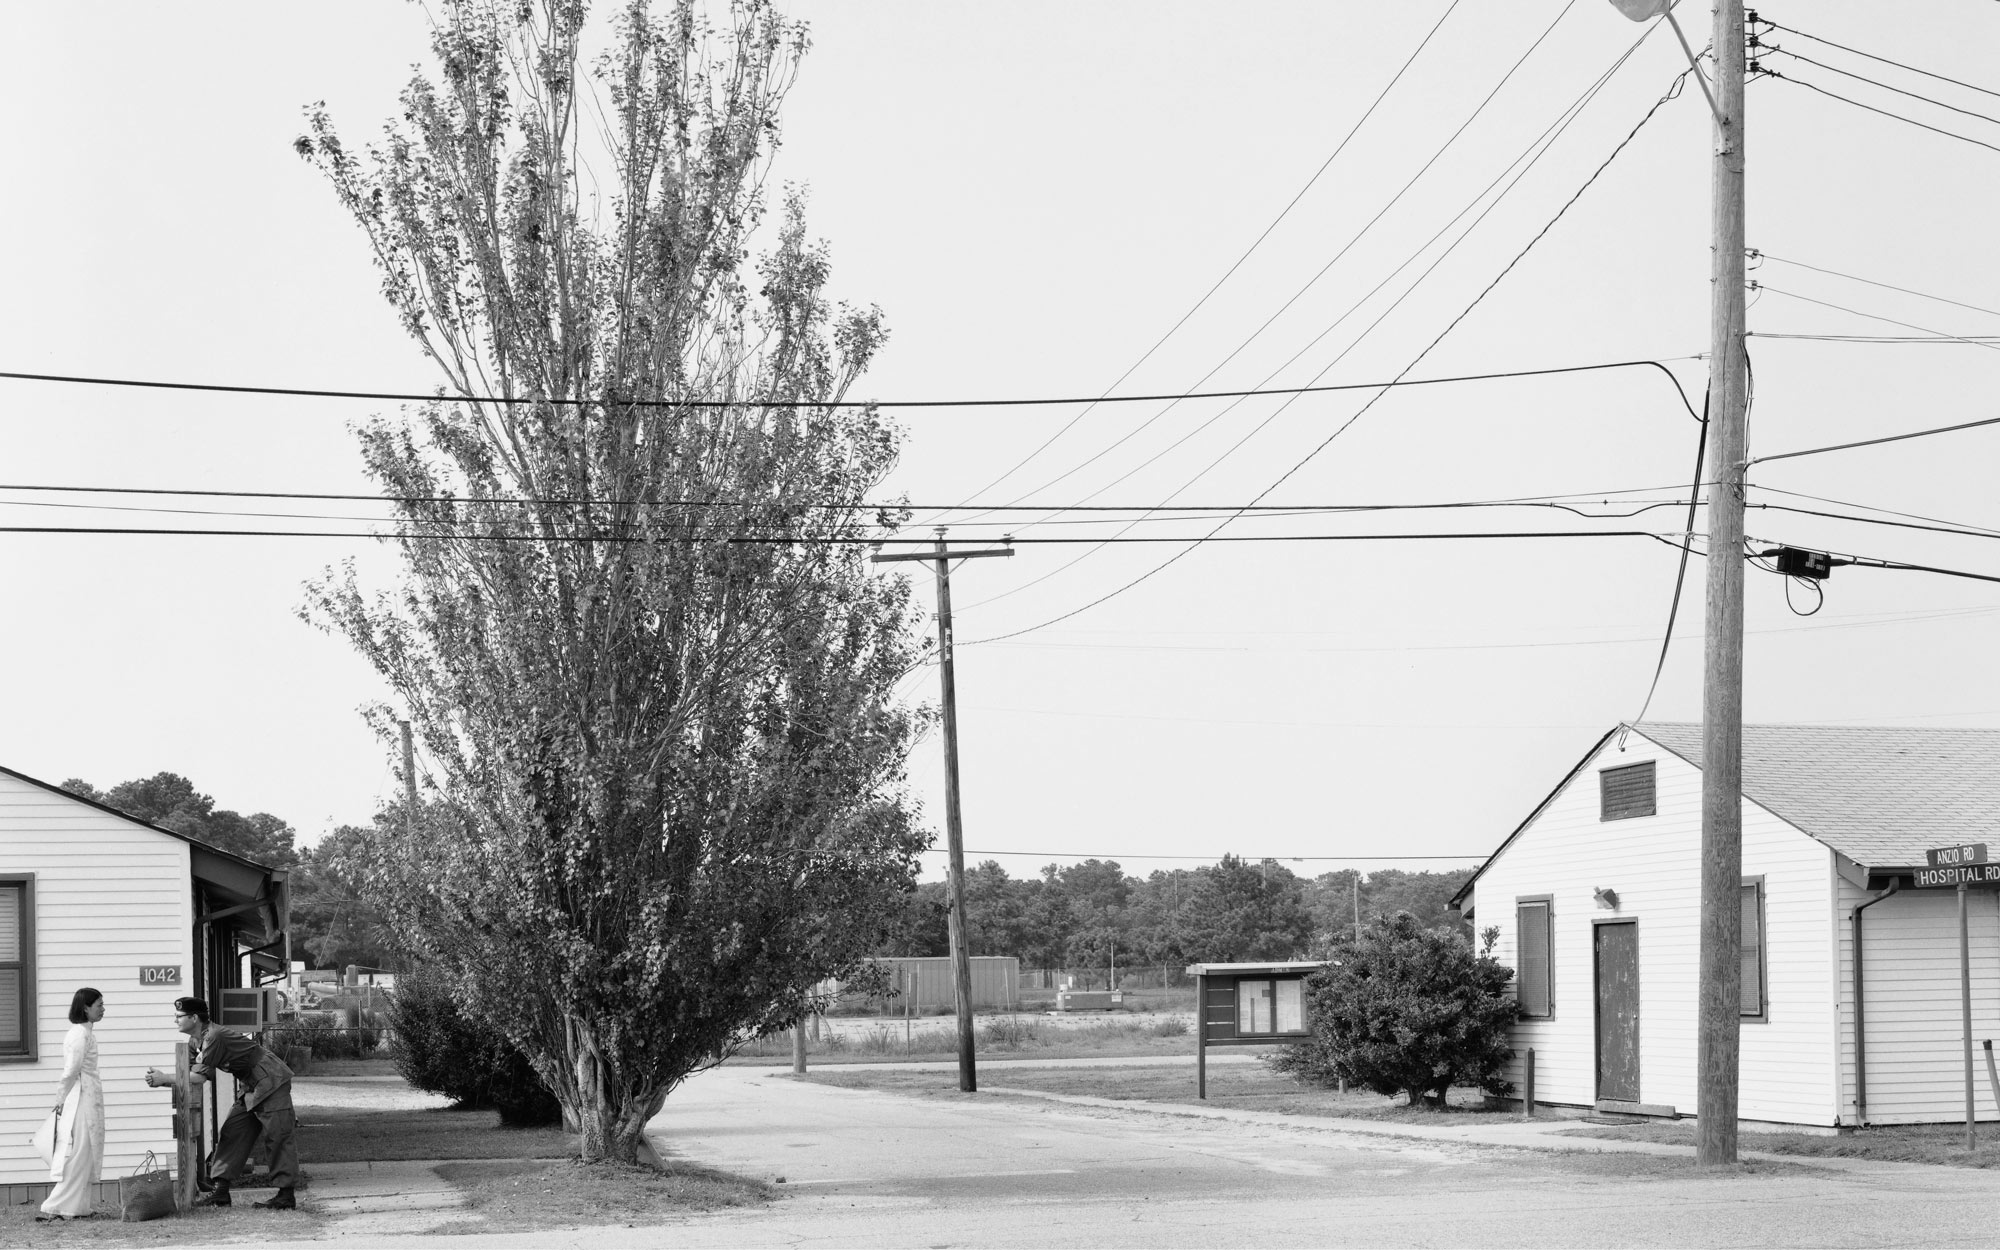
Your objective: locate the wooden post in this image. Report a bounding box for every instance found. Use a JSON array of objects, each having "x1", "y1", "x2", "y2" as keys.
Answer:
[
  {"x1": 1696, "y1": 0, "x2": 1749, "y2": 1169},
  {"x1": 1524, "y1": 1048, "x2": 1536, "y2": 1119},
  {"x1": 1195, "y1": 973, "x2": 1207, "y2": 1100},
  {"x1": 792, "y1": 1018, "x2": 807, "y2": 1076},
  {"x1": 173, "y1": 1039, "x2": 202, "y2": 1210},
  {"x1": 1962, "y1": 883, "x2": 1975, "y2": 1149}
]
